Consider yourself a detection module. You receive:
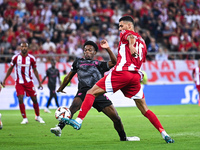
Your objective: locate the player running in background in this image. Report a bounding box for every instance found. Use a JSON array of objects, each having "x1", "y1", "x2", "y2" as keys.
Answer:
[
  {"x1": 50, "y1": 40, "x2": 138, "y2": 141},
  {"x1": 192, "y1": 59, "x2": 200, "y2": 106},
  {"x1": 2, "y1": 42, "x2": 45, "y2": 124},
  {"x1": 64, "y1": 16, "x2": 174, "y2": 143},
  {"x1": 41, "y1": 59, "x2": 61, "y2": 113}
]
